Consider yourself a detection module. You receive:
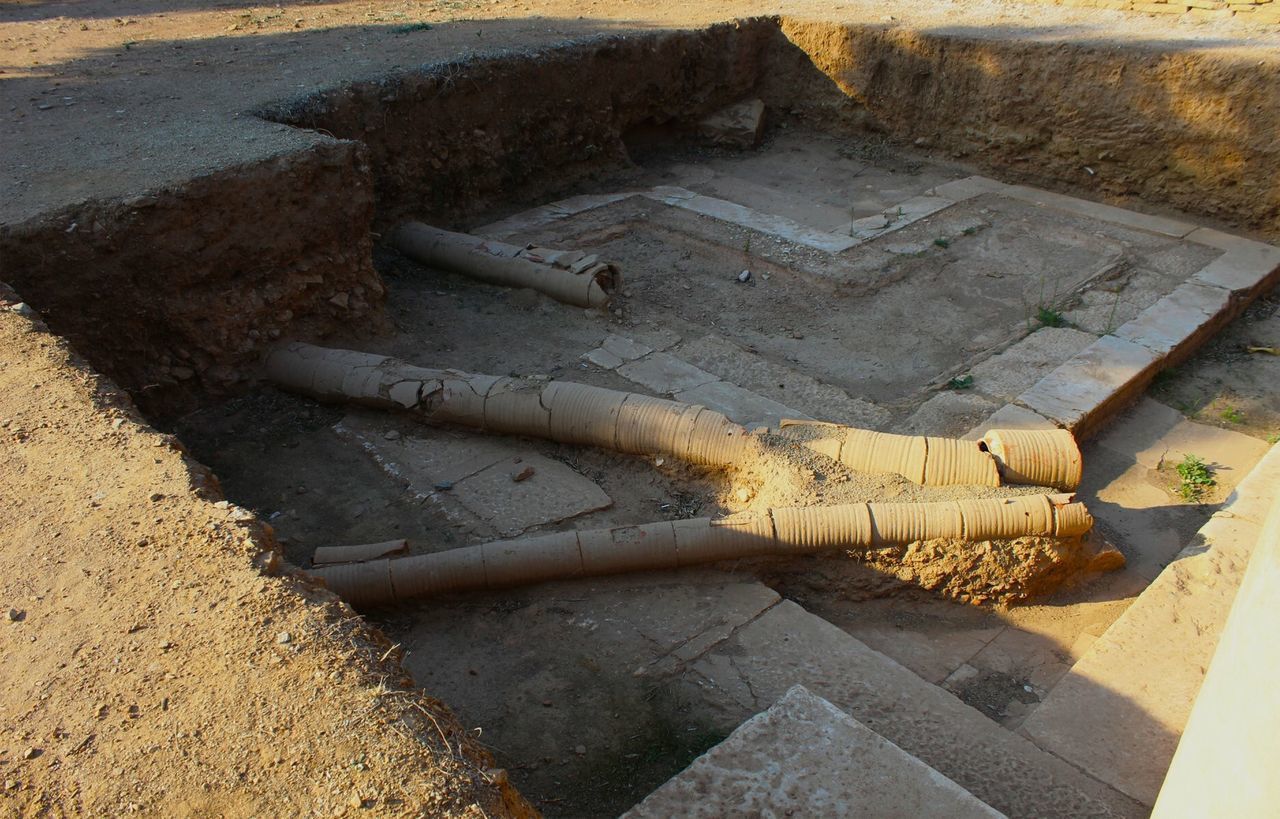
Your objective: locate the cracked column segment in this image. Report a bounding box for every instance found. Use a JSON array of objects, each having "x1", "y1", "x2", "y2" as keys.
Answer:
[
  {"x1": 312, "y1": 496, "x2": 1091, "y2": 606},
  {"x1": 391, "y1": 221, "x2": 619, "y2": 308},
  {"x1": 265, "y1": 342, "x2": 751, "y2": 466}
]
